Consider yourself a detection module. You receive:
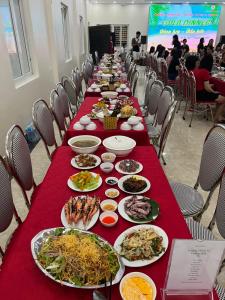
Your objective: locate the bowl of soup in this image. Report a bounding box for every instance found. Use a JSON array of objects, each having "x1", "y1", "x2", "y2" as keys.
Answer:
[{"x1": 68, "y1": 135, "x2": 101, "y2": 154}]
